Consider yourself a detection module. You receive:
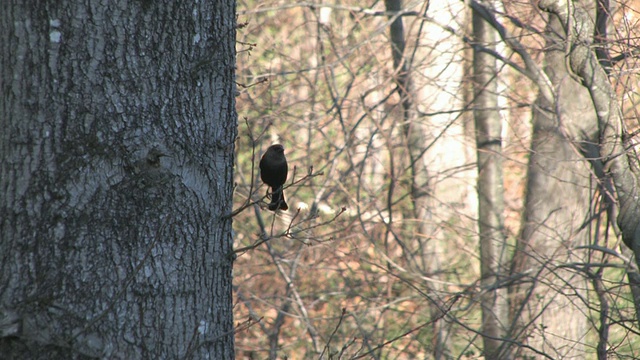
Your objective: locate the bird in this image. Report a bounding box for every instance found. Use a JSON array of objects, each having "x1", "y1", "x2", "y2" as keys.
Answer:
[{"x1": 259, "y1": 144, "x2": 289, "y2": 211}]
